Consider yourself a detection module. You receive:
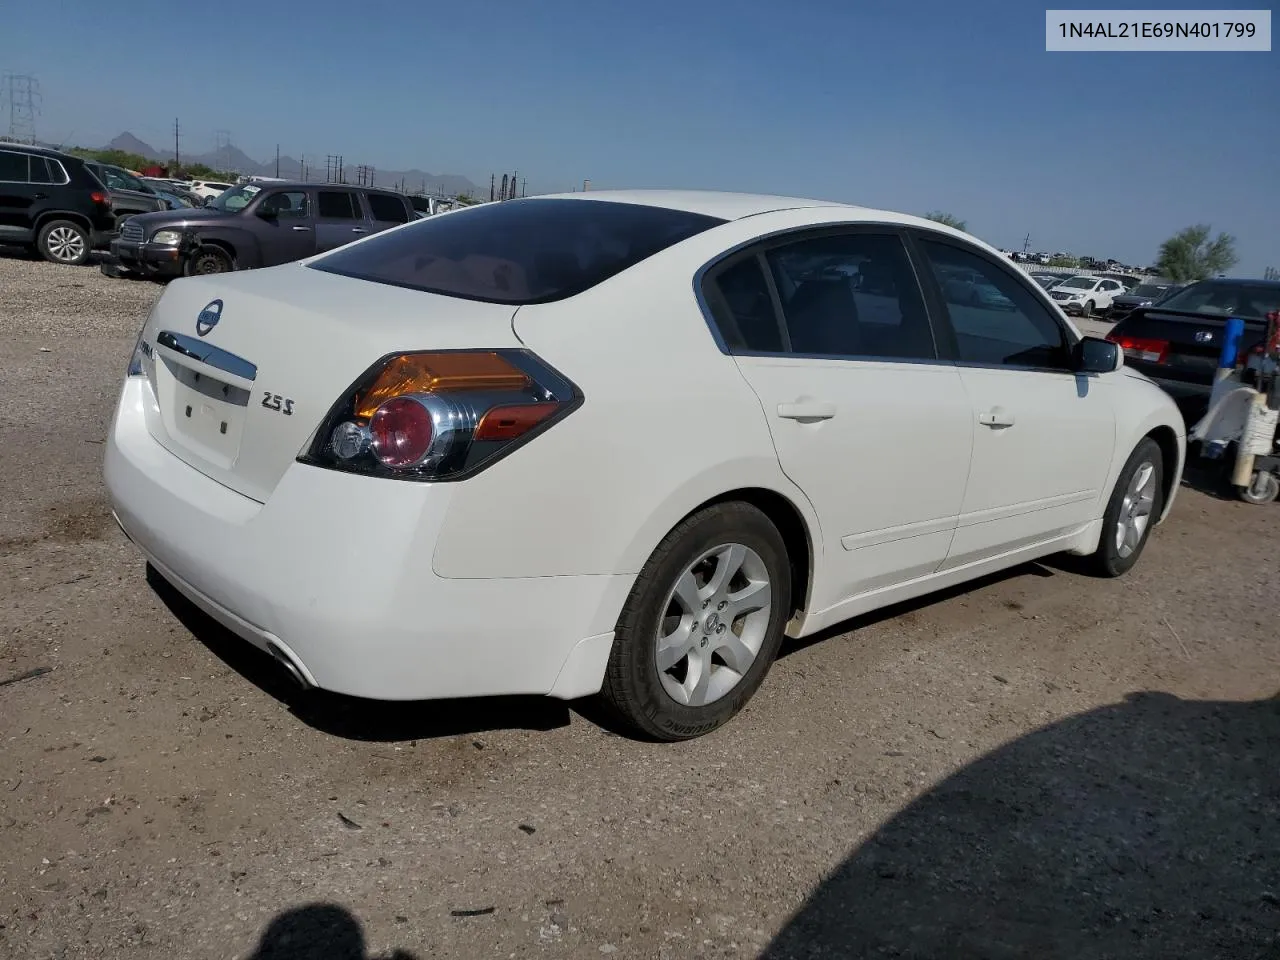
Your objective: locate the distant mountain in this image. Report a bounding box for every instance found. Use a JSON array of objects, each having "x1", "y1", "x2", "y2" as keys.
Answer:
[
  {"x1": 105, "y1": 131, "x2": 165, "y2": 161},
  {"x1": 99, "y1": 131, "x2": 479, "y2": 196}
]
